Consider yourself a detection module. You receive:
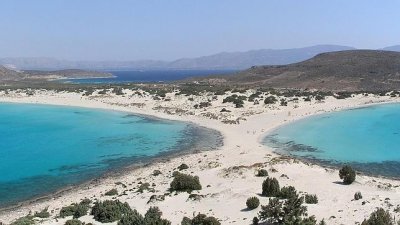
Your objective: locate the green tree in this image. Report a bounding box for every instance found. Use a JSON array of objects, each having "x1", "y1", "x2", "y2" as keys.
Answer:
[
  {"x1": 361, "y1": 208, "x2": 394, "y2": 225},
  {"x1": 339, "y1": 165, "x2": 356, "y2": 184},
  {"x1": 262, "y1": 177, "x2": 280, "y2": 197}
]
